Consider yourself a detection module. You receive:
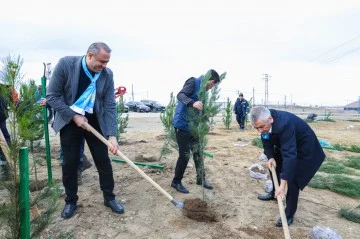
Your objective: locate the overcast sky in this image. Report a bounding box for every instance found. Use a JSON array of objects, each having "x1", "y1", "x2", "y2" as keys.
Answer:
[{"x1": 1, "y1": 0, "x2": 360, "y2": 106}]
